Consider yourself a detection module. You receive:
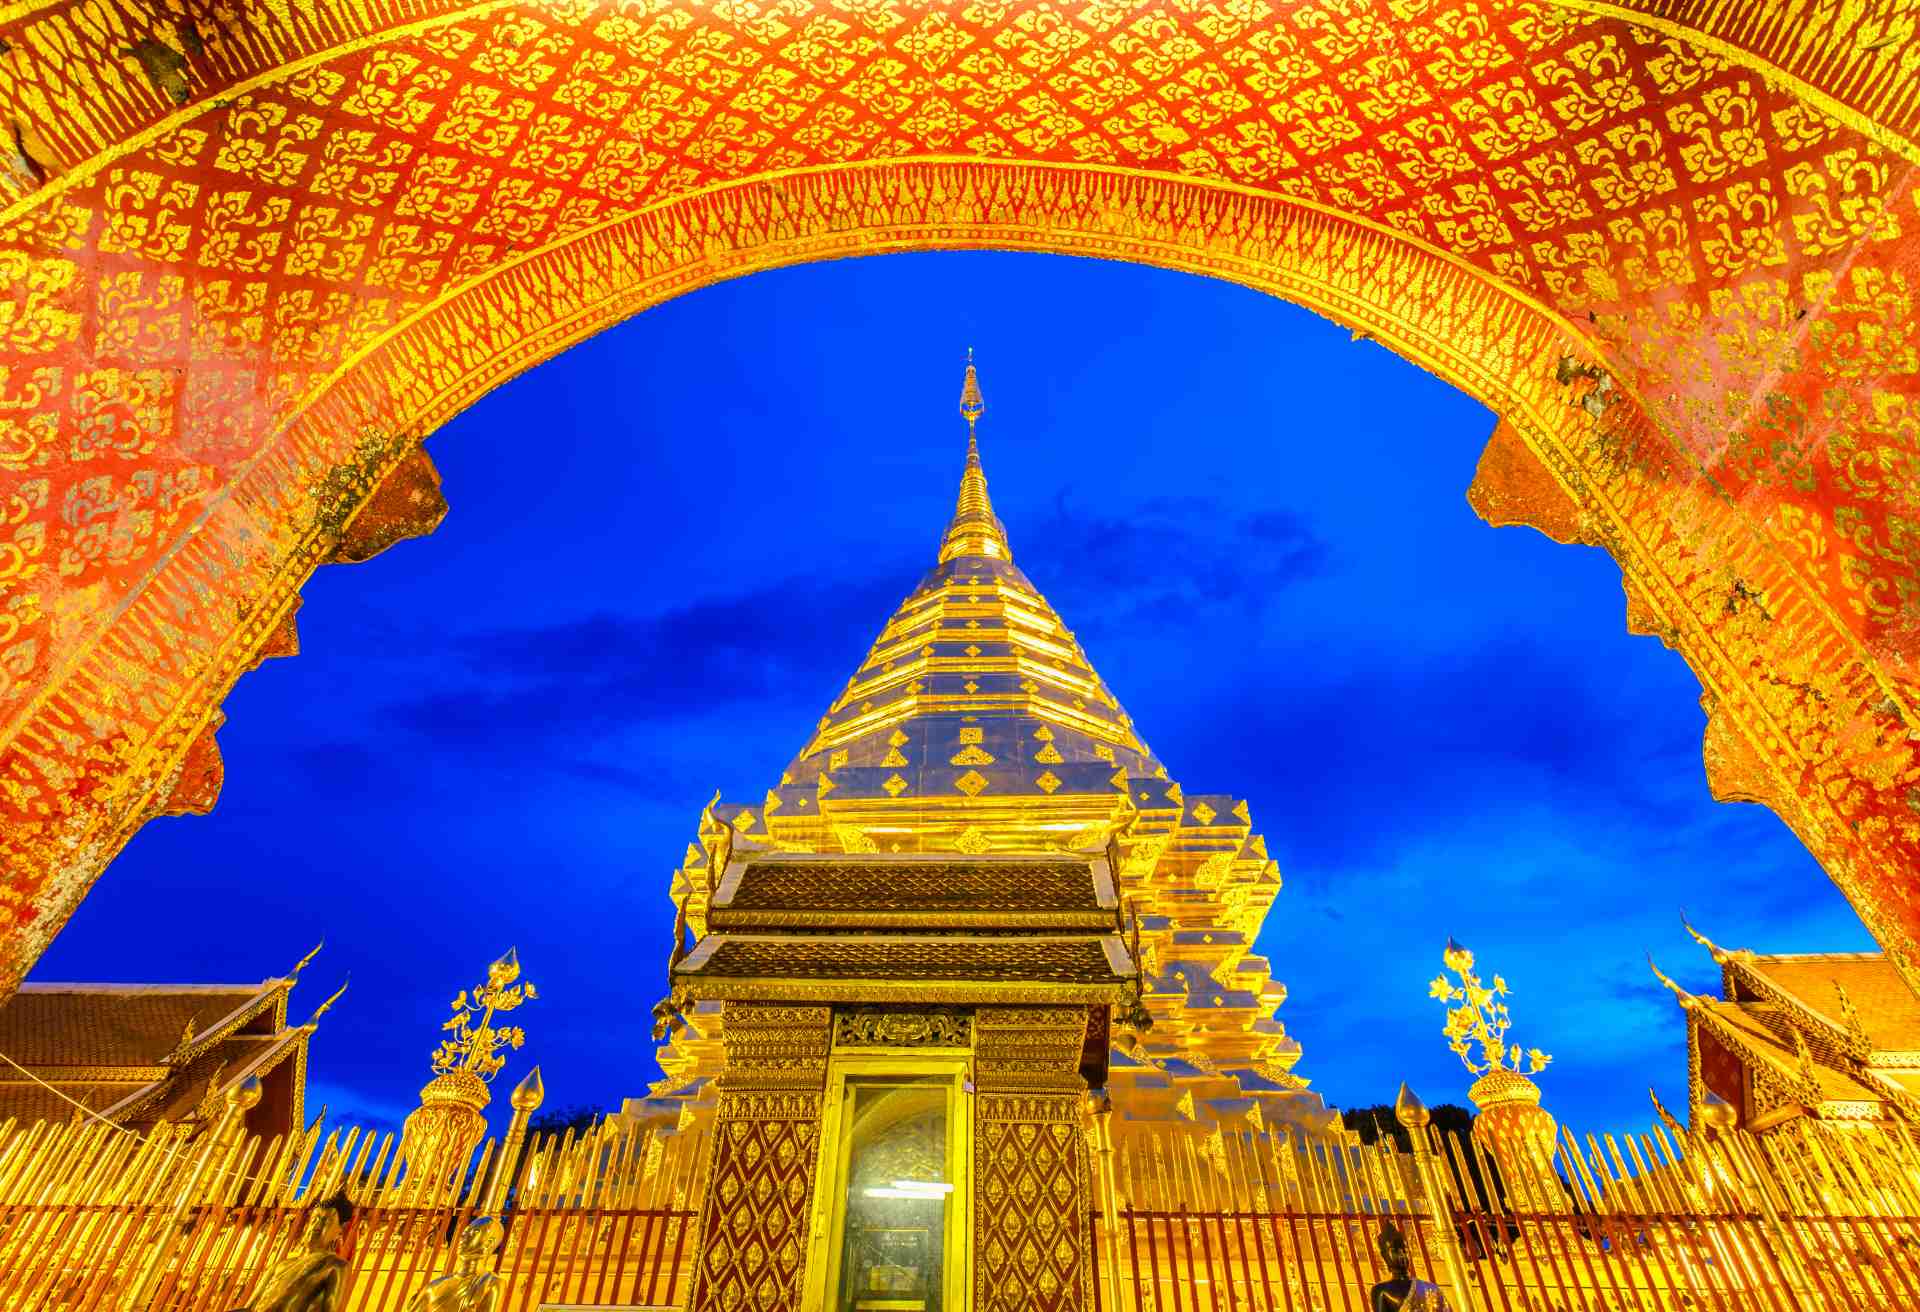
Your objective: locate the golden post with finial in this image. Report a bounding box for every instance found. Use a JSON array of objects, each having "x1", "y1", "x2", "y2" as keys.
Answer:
[
  {"x1": 1085, "y1": 1086, "x2": 1126, "y2": 1312},
  {"x1": 482, "y1": 1065, "x2": 544, "y2": 1215},
  {"x1": 1395, "y1": 1083, "x2": 1479, "y2": 1312},
  {"x1": 210, "y1": 1075, "x2": 264, "y2": 1204}
]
